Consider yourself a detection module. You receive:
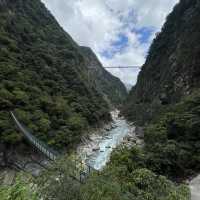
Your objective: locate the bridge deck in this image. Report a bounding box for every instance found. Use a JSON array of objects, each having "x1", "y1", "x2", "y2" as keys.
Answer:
[
  {"x1": 10, "y1": 112, "x2": 58, "y2": 161},
  {"x1": 10, "y1": 111, "x2": 97, "y2": 183}
]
